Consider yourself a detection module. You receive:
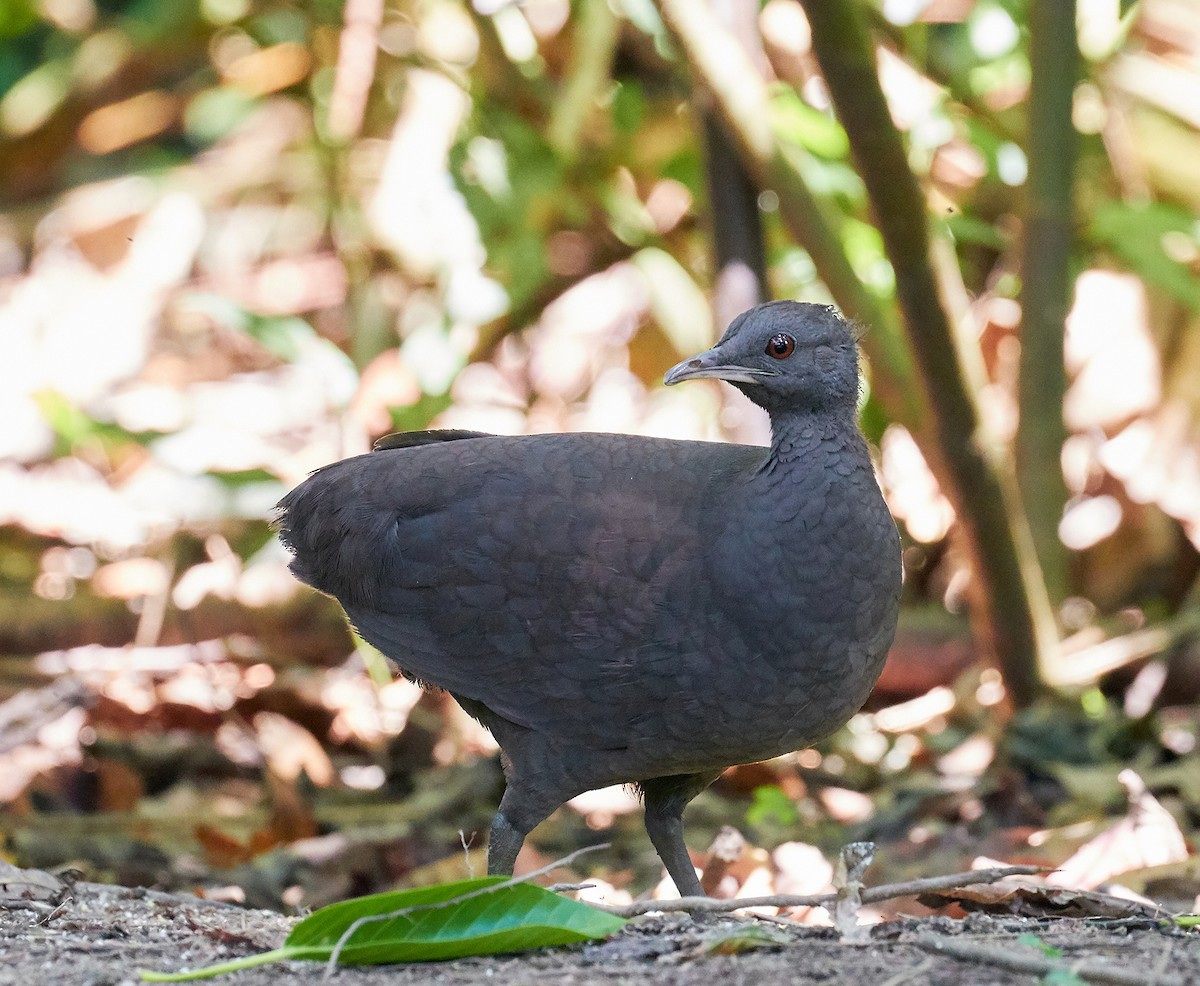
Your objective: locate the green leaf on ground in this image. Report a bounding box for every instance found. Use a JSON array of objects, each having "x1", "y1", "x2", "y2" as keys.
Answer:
[
  {"x1": 1019, "y1": 932, "x2": 1063, "y2": 958},
  {"x1": 1018, "y1": 935, "x2": 1087, "y2": 985},
  {"x1": 705, "y1": 925, "x2": 788, "y2": 955},
  {"x1": 139, "y1": 877, "x2": 627, "y2": 981}
]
